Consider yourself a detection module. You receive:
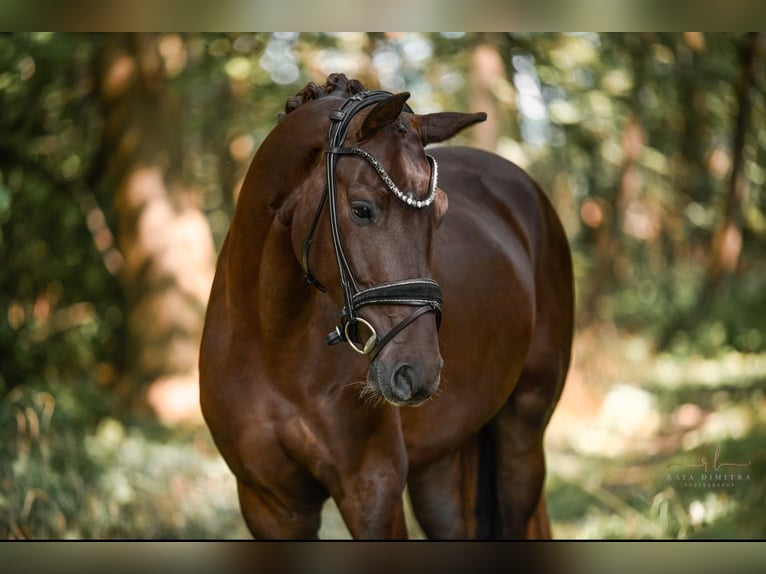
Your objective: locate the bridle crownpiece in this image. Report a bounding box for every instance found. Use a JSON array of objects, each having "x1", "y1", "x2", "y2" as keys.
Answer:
[{"x1": 300, "y1": 90, "x2": 443, "y2": 360}]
